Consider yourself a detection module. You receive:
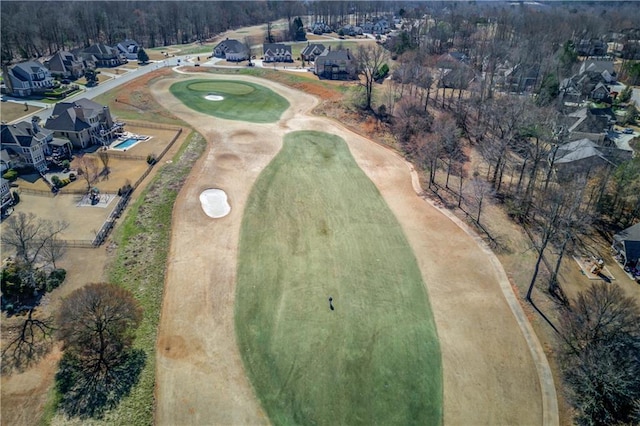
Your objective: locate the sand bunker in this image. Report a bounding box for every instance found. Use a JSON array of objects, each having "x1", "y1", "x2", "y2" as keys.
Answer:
[
  {"x1": 199, "y1": 189, "x2": 231, "y2": 218},
  {"x1": 205, "y1": 94, "x2": 224, "y2": 101}
]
